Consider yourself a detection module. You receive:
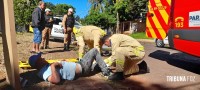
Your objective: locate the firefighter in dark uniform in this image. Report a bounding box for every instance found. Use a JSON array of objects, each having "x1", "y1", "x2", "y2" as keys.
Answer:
[{"x1": 62, "y1": 8, "x2": 75, "y2": 51}]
